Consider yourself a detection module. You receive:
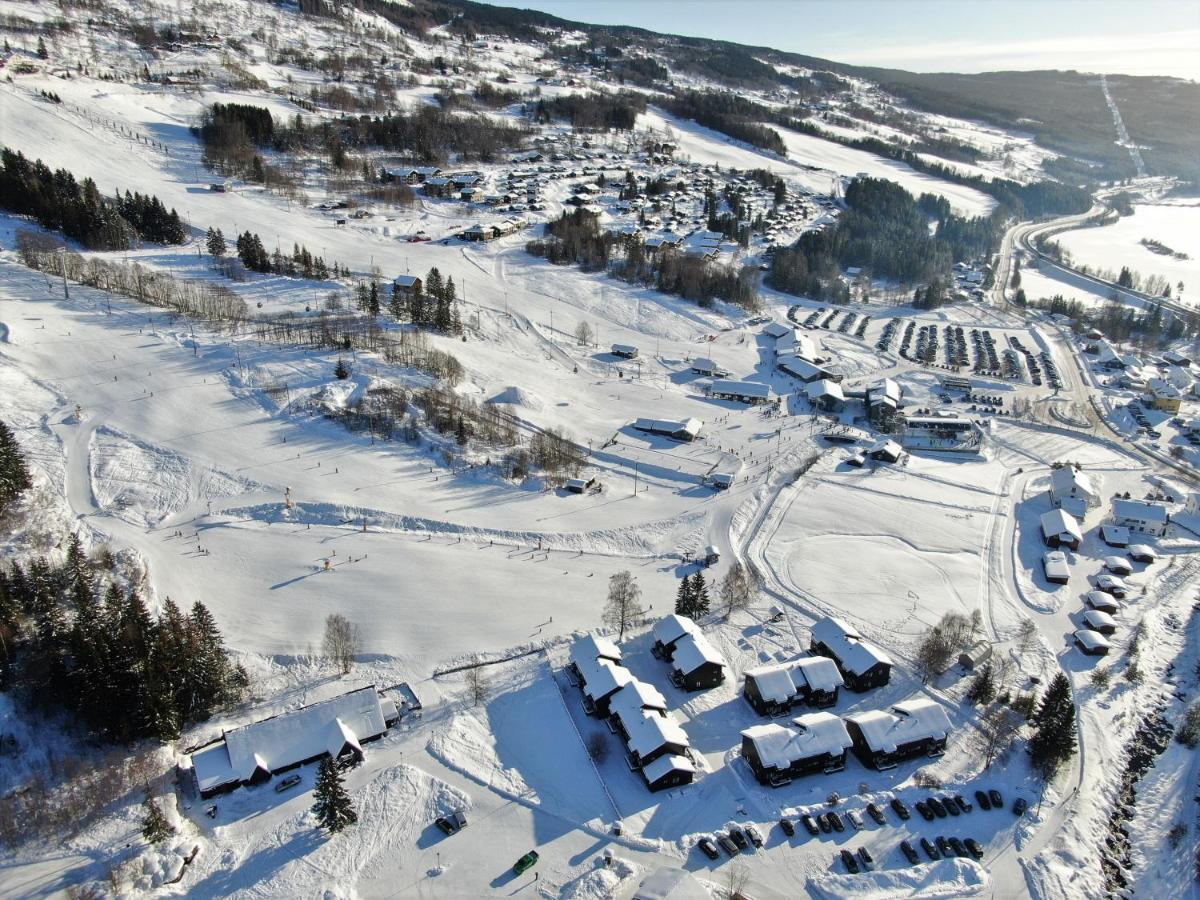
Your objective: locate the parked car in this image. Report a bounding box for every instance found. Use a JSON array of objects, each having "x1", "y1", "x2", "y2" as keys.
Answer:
[
  {"x1": 816, "y1": 814, "x2": 832, "y2": 834},
  {"x1": 916, "y1": 800, "x2": 935, "y2": 821},
  {"x1": 274, "y1": 774, "x2": 302, "y2": 793},
  {"x1": 890, "y1": 797, "x2": 911, "y2": 820},
  {"x1": 826, "y1": 811, "x2": 845, "y2": 833},
  {"x1": 900, "y1": 839, "x2": 920, "y2": 865},
  {"x1": 729, "y1": 827, "x2": 748, "y2": 849},
  {"x1": 718, "y1": 835, "x2": 739, "y2": 856},
  {"x1": 949, "y1": 837, "x2": 967, "y2": 857},
  {"x1": 513, "y1": 850, "x2": 539, "y2": 875},
  {"x1": 857, "y1": 847, "x2": 874, "y2": 870},
  {"x1": 698, "y1": 836, "x2": 720, "y2": 860},
  {"x1": 927, "y1": 797, "x2": 948, "y2": 818},
  {"x1": 989, "y1": 789, "x2": 1003, "y2": 808},
  {"x1": 840, "y1": 849, "x2": 860, "y2": 874},
  {"x1": 953, "y1": 794, "x2": 972, "y2": 814},
  {"x1": 780, "y1": 817, "x2": 796, "y2": 837},
  {"x1": 434, "y1": 810, "x2": 468, "y2": 834},
  {"x1": 744, "y1": 824, "x2": 764, "y2": 848},
  {"x1": 1013, "y1": 797, "x2": 1028, "y2": 816},
  {"x1": 936, "y1": 836, "x2": 952, "y2": 857},
  {"x1": 921, "y1": 837, "x2": 940, "y2": 861},
  {"x1": 975, "y1": 790, "x2": 991, "y2": 811},
  {"x1": 965, "y1": 838, "x2": 984, "y2": 860},
  {"x1": 942, "y1": 796, "x2": 961, "y2": 817},
  {"x1": 847, "y1": 809, "x2": 865, "y2": 831},
  {"x1": 867, "y1": 802, "x2": 887, "y2": 825},
  {"x1": 802, "y1": 814, "x2": 821, "y2": 836}
]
